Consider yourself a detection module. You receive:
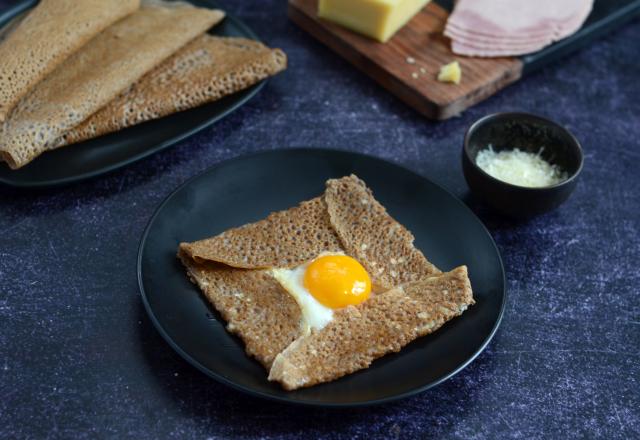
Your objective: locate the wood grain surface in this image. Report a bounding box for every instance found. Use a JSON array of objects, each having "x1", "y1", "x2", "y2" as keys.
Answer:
[{"x1": 288, "y1": 0, "x2": 523, "y2": 120}]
